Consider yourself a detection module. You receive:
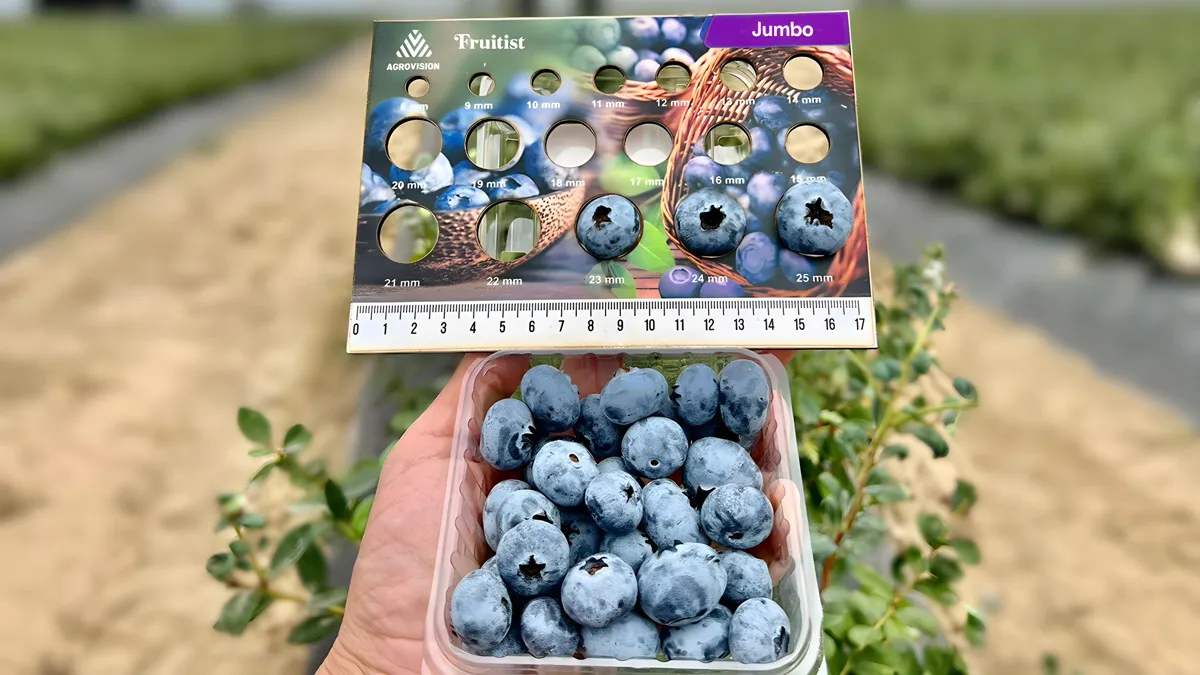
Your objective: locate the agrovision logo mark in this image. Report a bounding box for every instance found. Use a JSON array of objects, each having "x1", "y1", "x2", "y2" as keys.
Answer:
[{"x1": 396, "y1": 29, "x2": 433, "y2": 59}]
